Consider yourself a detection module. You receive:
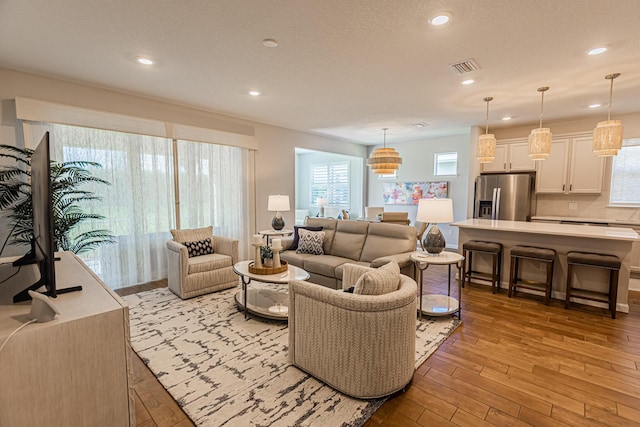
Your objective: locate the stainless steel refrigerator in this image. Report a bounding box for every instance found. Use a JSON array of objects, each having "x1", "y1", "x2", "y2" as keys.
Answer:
[{"x1": 474, "y1": 173, "x2": 535, "y2": 221}]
